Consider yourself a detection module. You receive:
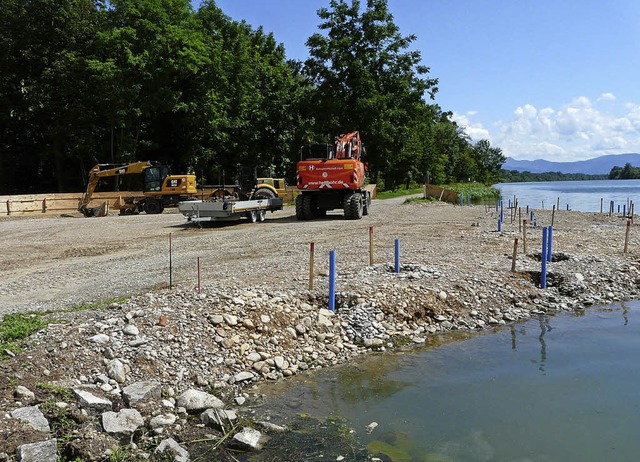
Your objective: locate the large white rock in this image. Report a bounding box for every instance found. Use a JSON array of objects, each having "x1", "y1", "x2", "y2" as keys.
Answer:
[
  {"x1": 232, "y1": 427, "x2": 269, "y2": 451},
  {"x1": 72, "y1": 389, "x2": 112, "y2": 413},
  {"x1": 11, "y1": 406, "x2": 50, "y2": 432},
  {"x1": 155, "y1": 438, "x2": 189, "y2": 462},
  {"x1": 176, "y1": 389, "x2": 224, "y2": 412},
  {"x1": 17, "y1": 439, "x2": 57, "y2": 462},
  {"x1": 122, "y1": 381, "x2": 161, "y2": 406},
  {"x1": 102, "y1": 408, "x2": 144, "y2": 438},
  {"x1": 107, "y1": 359, "x2": 126, "y2": 383}
]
